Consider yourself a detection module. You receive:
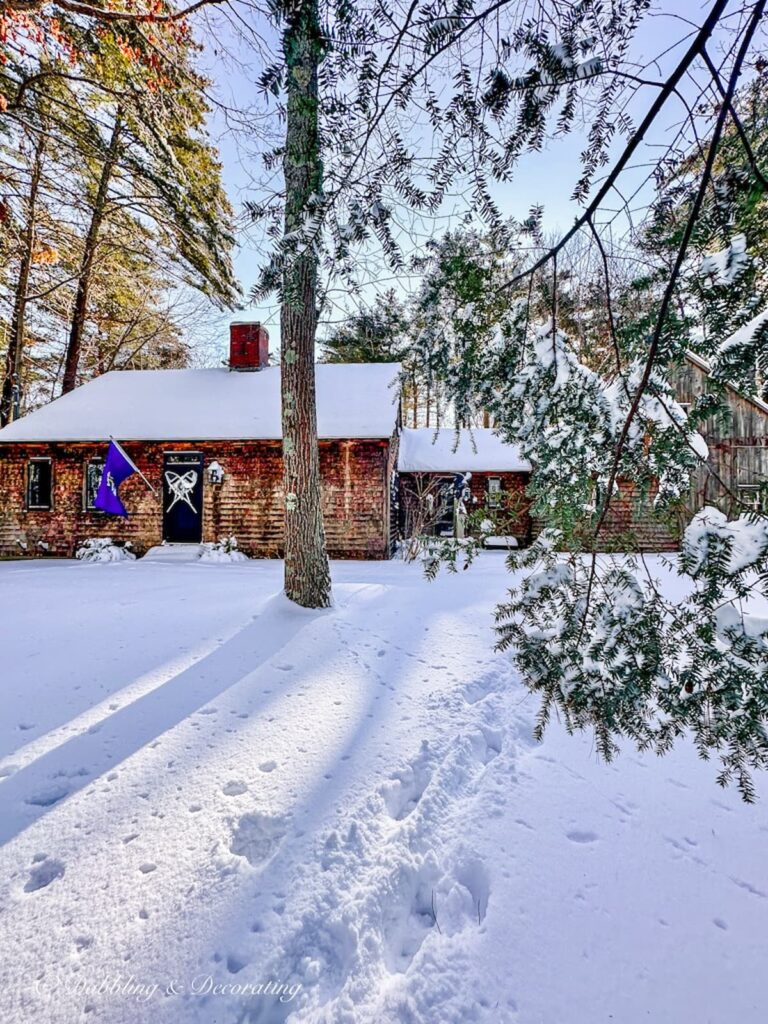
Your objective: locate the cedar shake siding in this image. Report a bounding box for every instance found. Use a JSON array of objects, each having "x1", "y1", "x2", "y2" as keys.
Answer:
[
  {"x1": 0, "y1": 438, "x2": 393, "y2": 559},
  {"x1": 583, "y1": 480, "x2": 680, "y2": 552},
  {"x1": 398, "y1": 470, "x2": 533, "y2": 544}
]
